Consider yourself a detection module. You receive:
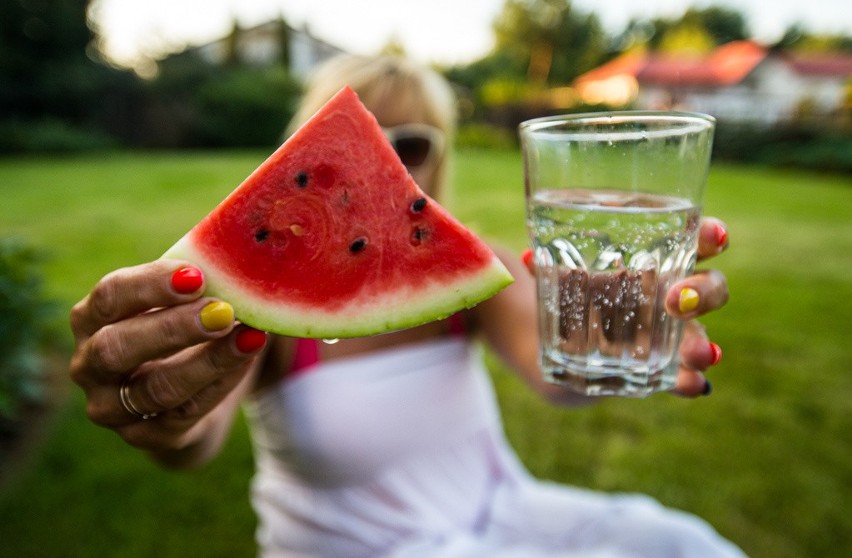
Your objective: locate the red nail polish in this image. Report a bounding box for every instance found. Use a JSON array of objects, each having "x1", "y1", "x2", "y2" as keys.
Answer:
[
  {"x1": 713, "y1": 223, "x2": 728, "y2": 248},
  {"x1": 521, "y1": 248, "x2": 533, "y2": 268},
  {"x1": 171, "y1": 266, "x2": 203, "y2": 294},
  {"x1": 709, "y1": 342, "x2": 723, "y2": 366},
  {"x1": 236, "y1": 328, "x2": 267, "y2": 353}
]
